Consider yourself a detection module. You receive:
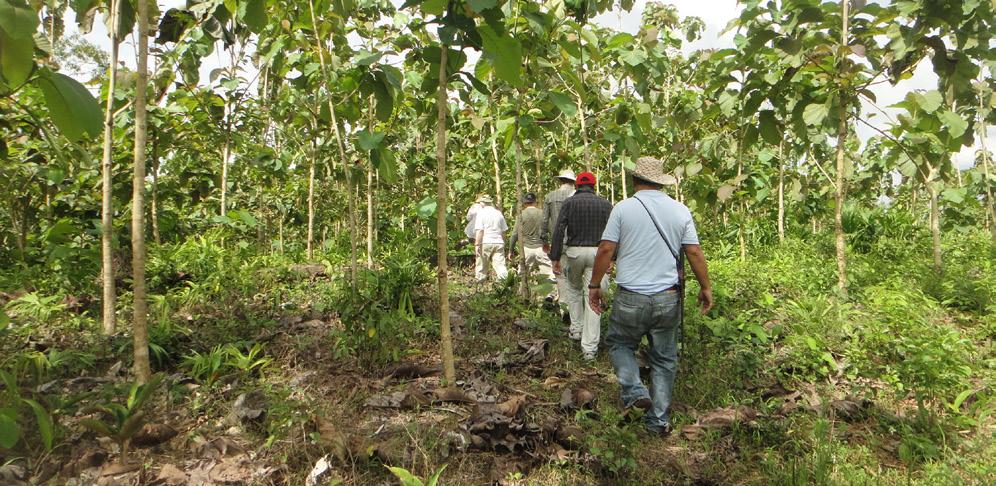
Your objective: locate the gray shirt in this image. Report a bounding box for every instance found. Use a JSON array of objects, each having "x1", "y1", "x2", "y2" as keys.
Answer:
[
  {"x1": 542, "y1": 184, "x2": 575, "y2": 244},
  {"x1": 600, "y1": 190, "x2": 699, "y2": 294}
]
